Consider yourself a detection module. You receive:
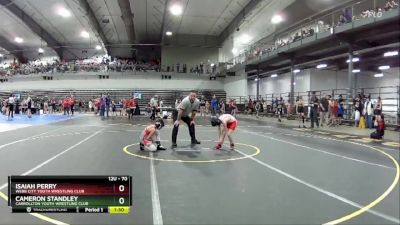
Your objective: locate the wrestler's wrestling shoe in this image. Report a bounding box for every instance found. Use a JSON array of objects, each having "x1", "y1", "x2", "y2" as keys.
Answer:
[
  {"x1": 156, "y1": 142, "x2": 167, "y2": 151},
  {"x1": 214, "y1": 143, "x2": 222, "y2": 150}
]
